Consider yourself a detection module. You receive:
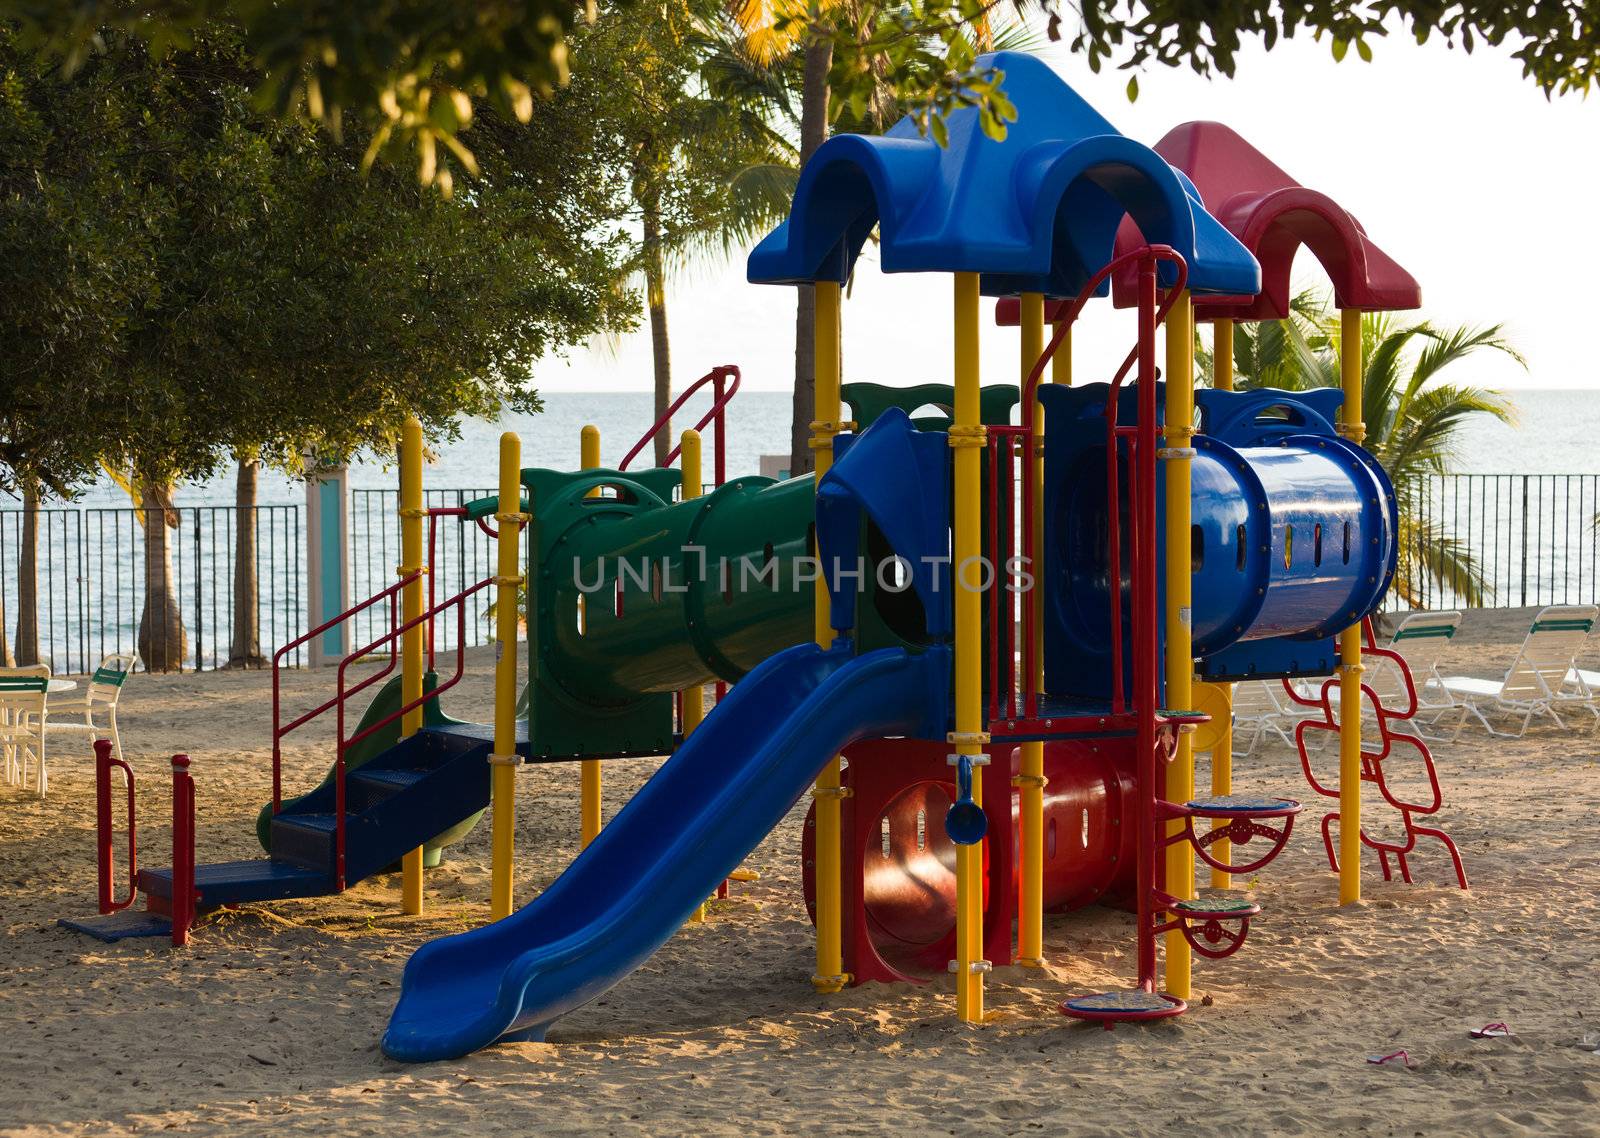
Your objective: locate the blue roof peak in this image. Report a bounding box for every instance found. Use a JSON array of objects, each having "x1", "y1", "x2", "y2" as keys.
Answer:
[{"x1": 747, "y1": 52, "x2": 1260, "y2": 299}]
